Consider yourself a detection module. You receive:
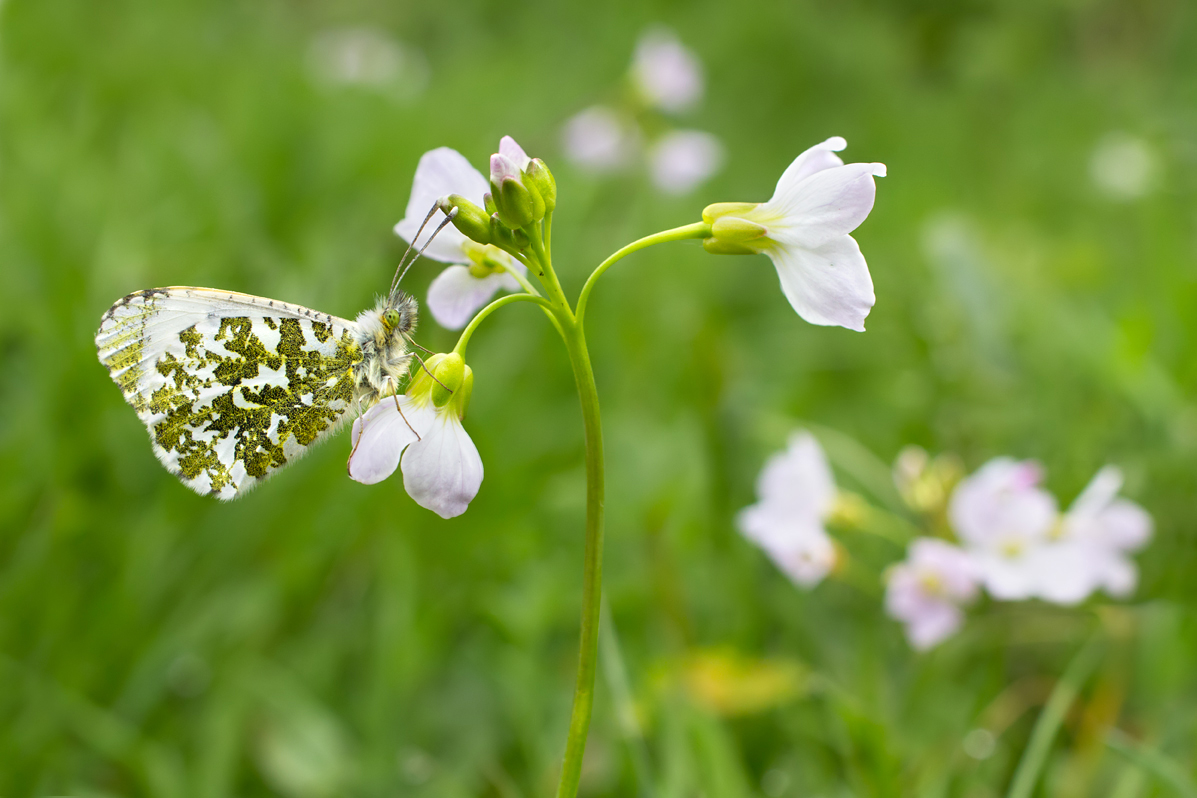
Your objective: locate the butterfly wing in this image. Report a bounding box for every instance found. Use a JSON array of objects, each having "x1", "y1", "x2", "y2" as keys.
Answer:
[{"x1": 96, "y1": 287, "x2": 364, "y2": 499}]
